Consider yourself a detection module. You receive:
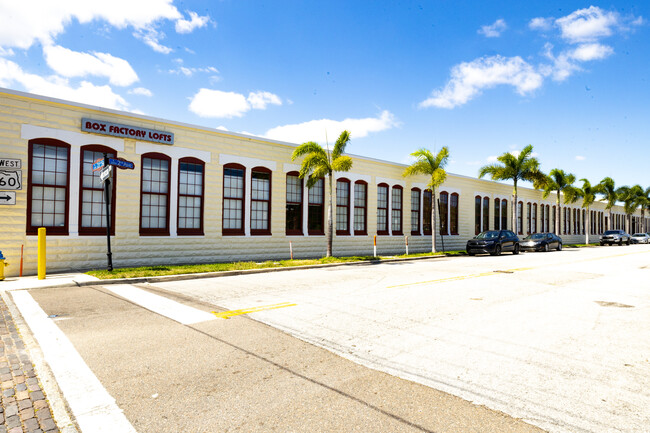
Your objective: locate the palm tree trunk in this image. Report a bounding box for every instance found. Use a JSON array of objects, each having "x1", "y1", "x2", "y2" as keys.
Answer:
[
  {"x1": 556, "y1": 193, "x2": 561, "y2": 235},
  {"x1": 512, "y1": 183, "x2": 518, "y2": 235},
  {"x1": 431, "y1": 188, "x2": 437, "y2": 253},
  {"x1": 327, "y1": 175, "x2": 333, "y2": 257},
  {"x1": 585, "y1": 206, "x2": 590, "y2": 245}
]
